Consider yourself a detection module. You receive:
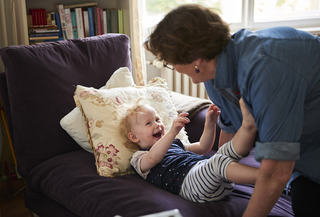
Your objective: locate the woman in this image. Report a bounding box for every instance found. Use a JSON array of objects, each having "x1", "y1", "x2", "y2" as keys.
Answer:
[{"x1": 144, "y1": 4, "x2": 320, "y2": 217}]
